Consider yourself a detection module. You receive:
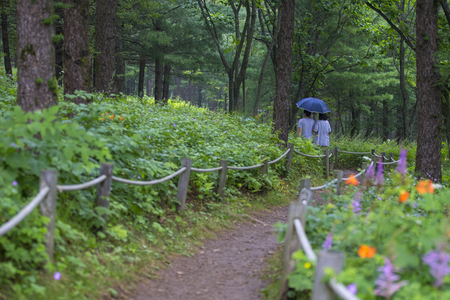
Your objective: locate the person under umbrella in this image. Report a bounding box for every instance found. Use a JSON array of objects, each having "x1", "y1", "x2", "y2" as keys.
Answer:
[
  {"x1": 314, "y1": 113, "x2": 331, "y2": 147},
  {"x1": 298, "y1": 110, "x2": 315, "y2": 139}
]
